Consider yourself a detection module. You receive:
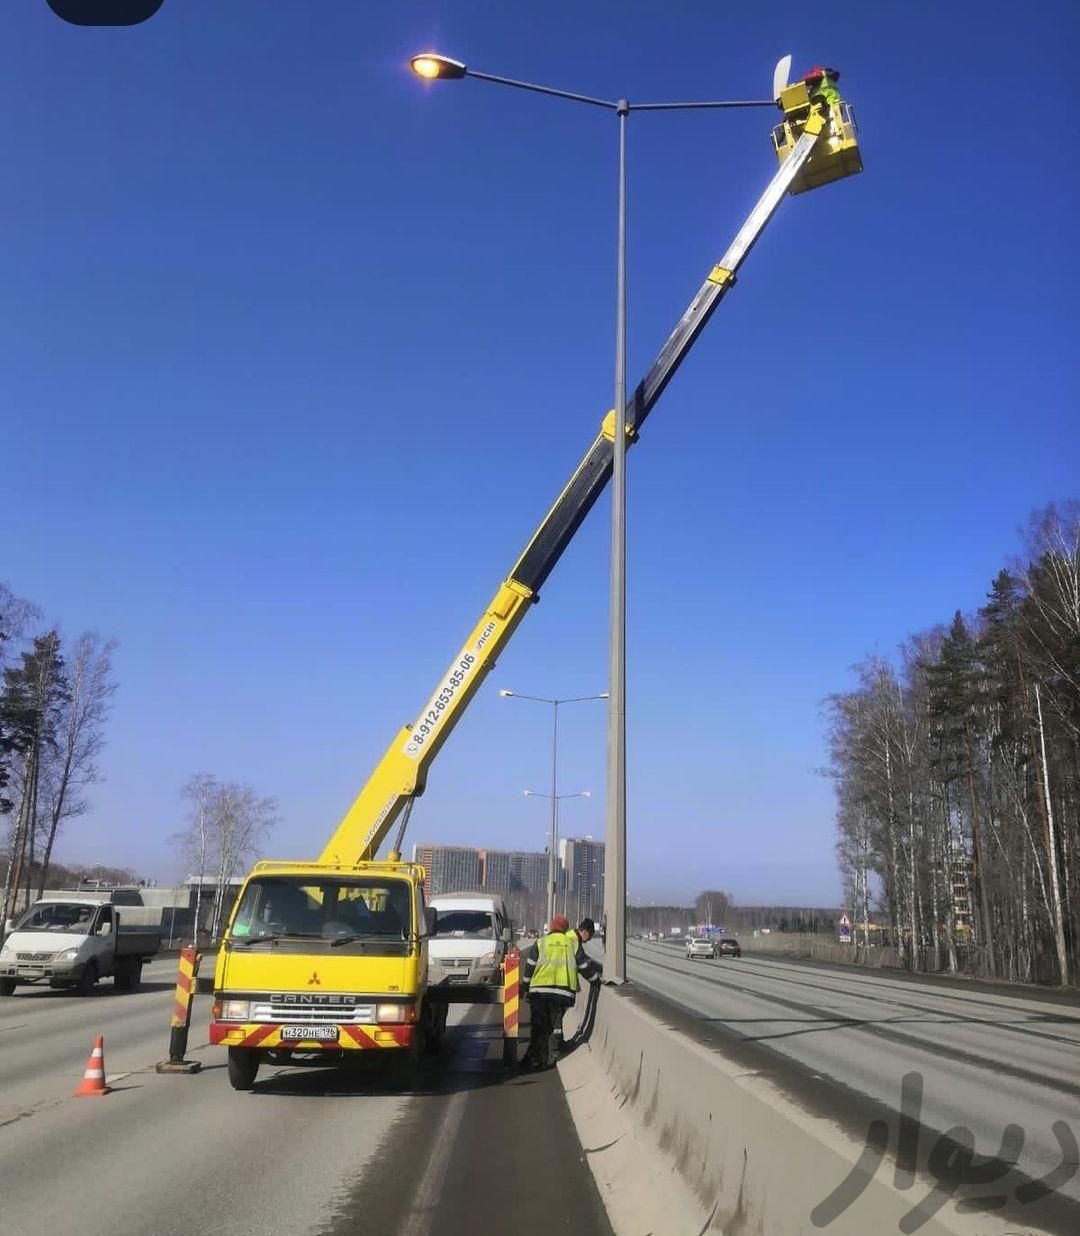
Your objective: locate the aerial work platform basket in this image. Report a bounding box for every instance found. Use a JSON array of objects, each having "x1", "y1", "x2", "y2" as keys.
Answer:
[{"x1": 772, "y1": 80, "x2": 863, "y2": 194}]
